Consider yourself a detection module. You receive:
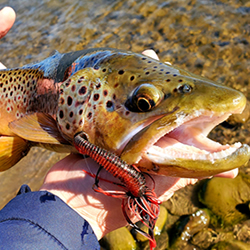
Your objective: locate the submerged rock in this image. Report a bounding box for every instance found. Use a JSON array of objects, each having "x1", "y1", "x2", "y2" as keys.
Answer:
[
  {"x1": 211, "y1": 240, "x2": 250, "y2": 250},
  {"x1": 100, "y1": 227, "x2": 136, "y2": 250},
  {"x1": 169, "y1": 209, "x2": 210, "y2": 249},
  {"x1": 134, "y1": 205, "x2": 168, "y2": 242},
  {"x1": 199, "y1": 174, "x2": 250, "y2": 226}
]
